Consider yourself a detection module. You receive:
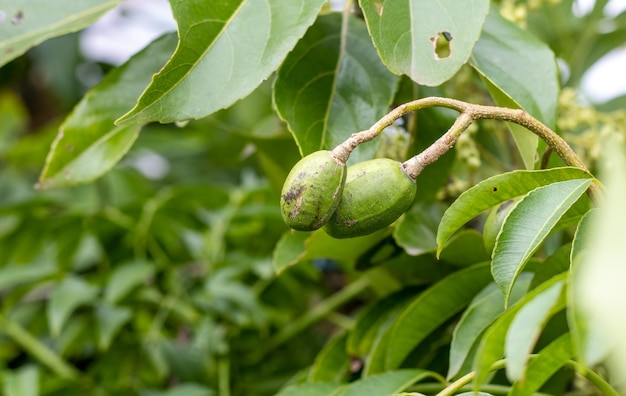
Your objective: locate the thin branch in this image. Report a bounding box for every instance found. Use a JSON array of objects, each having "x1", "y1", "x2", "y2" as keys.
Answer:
[{"x1": 332, "y1": 97, "x2": 601, "y2": 200}]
